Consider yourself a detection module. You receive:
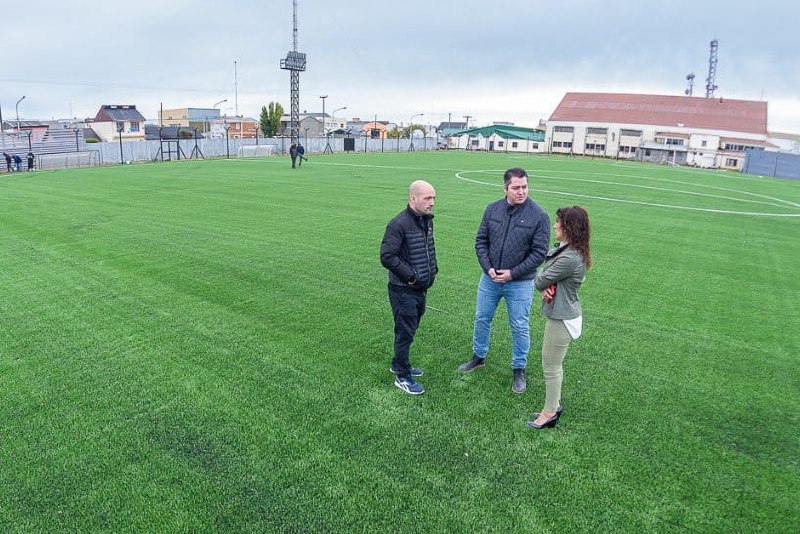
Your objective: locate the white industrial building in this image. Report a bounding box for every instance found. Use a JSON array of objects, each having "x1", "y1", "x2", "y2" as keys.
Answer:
[{"x1": 545, "y1": 93, "x2": 776, "y2": 169}]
